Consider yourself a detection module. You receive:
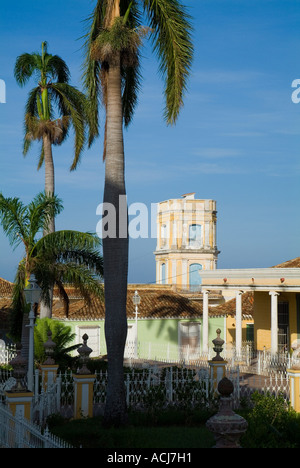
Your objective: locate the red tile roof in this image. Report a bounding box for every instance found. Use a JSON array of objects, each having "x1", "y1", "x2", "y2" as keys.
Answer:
[
  {"x1": 0, "y1": 278, "x2": 13, "y2": 297},
  {"x1": 273, "y1": 257, "x2": 300, "y2": 268}
]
